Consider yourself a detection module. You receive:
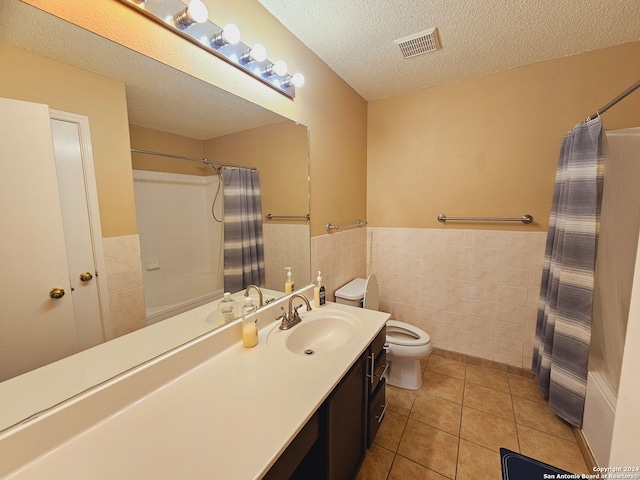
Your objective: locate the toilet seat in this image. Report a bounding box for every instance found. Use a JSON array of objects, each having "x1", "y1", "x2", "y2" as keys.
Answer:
[{"x1": 386, "y1": 320, "x2": 431, "y2": 347}]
